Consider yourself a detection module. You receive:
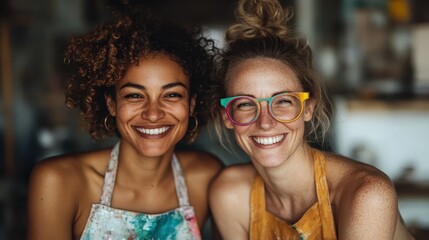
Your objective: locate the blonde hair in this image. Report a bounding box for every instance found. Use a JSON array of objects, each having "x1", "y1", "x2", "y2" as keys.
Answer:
[
  {"x1": 205, "y1": 0, "x2": 333, "y2": 150},
  {"x1": 226, "y1": 0, "x2": 291, "y2": 41}
]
